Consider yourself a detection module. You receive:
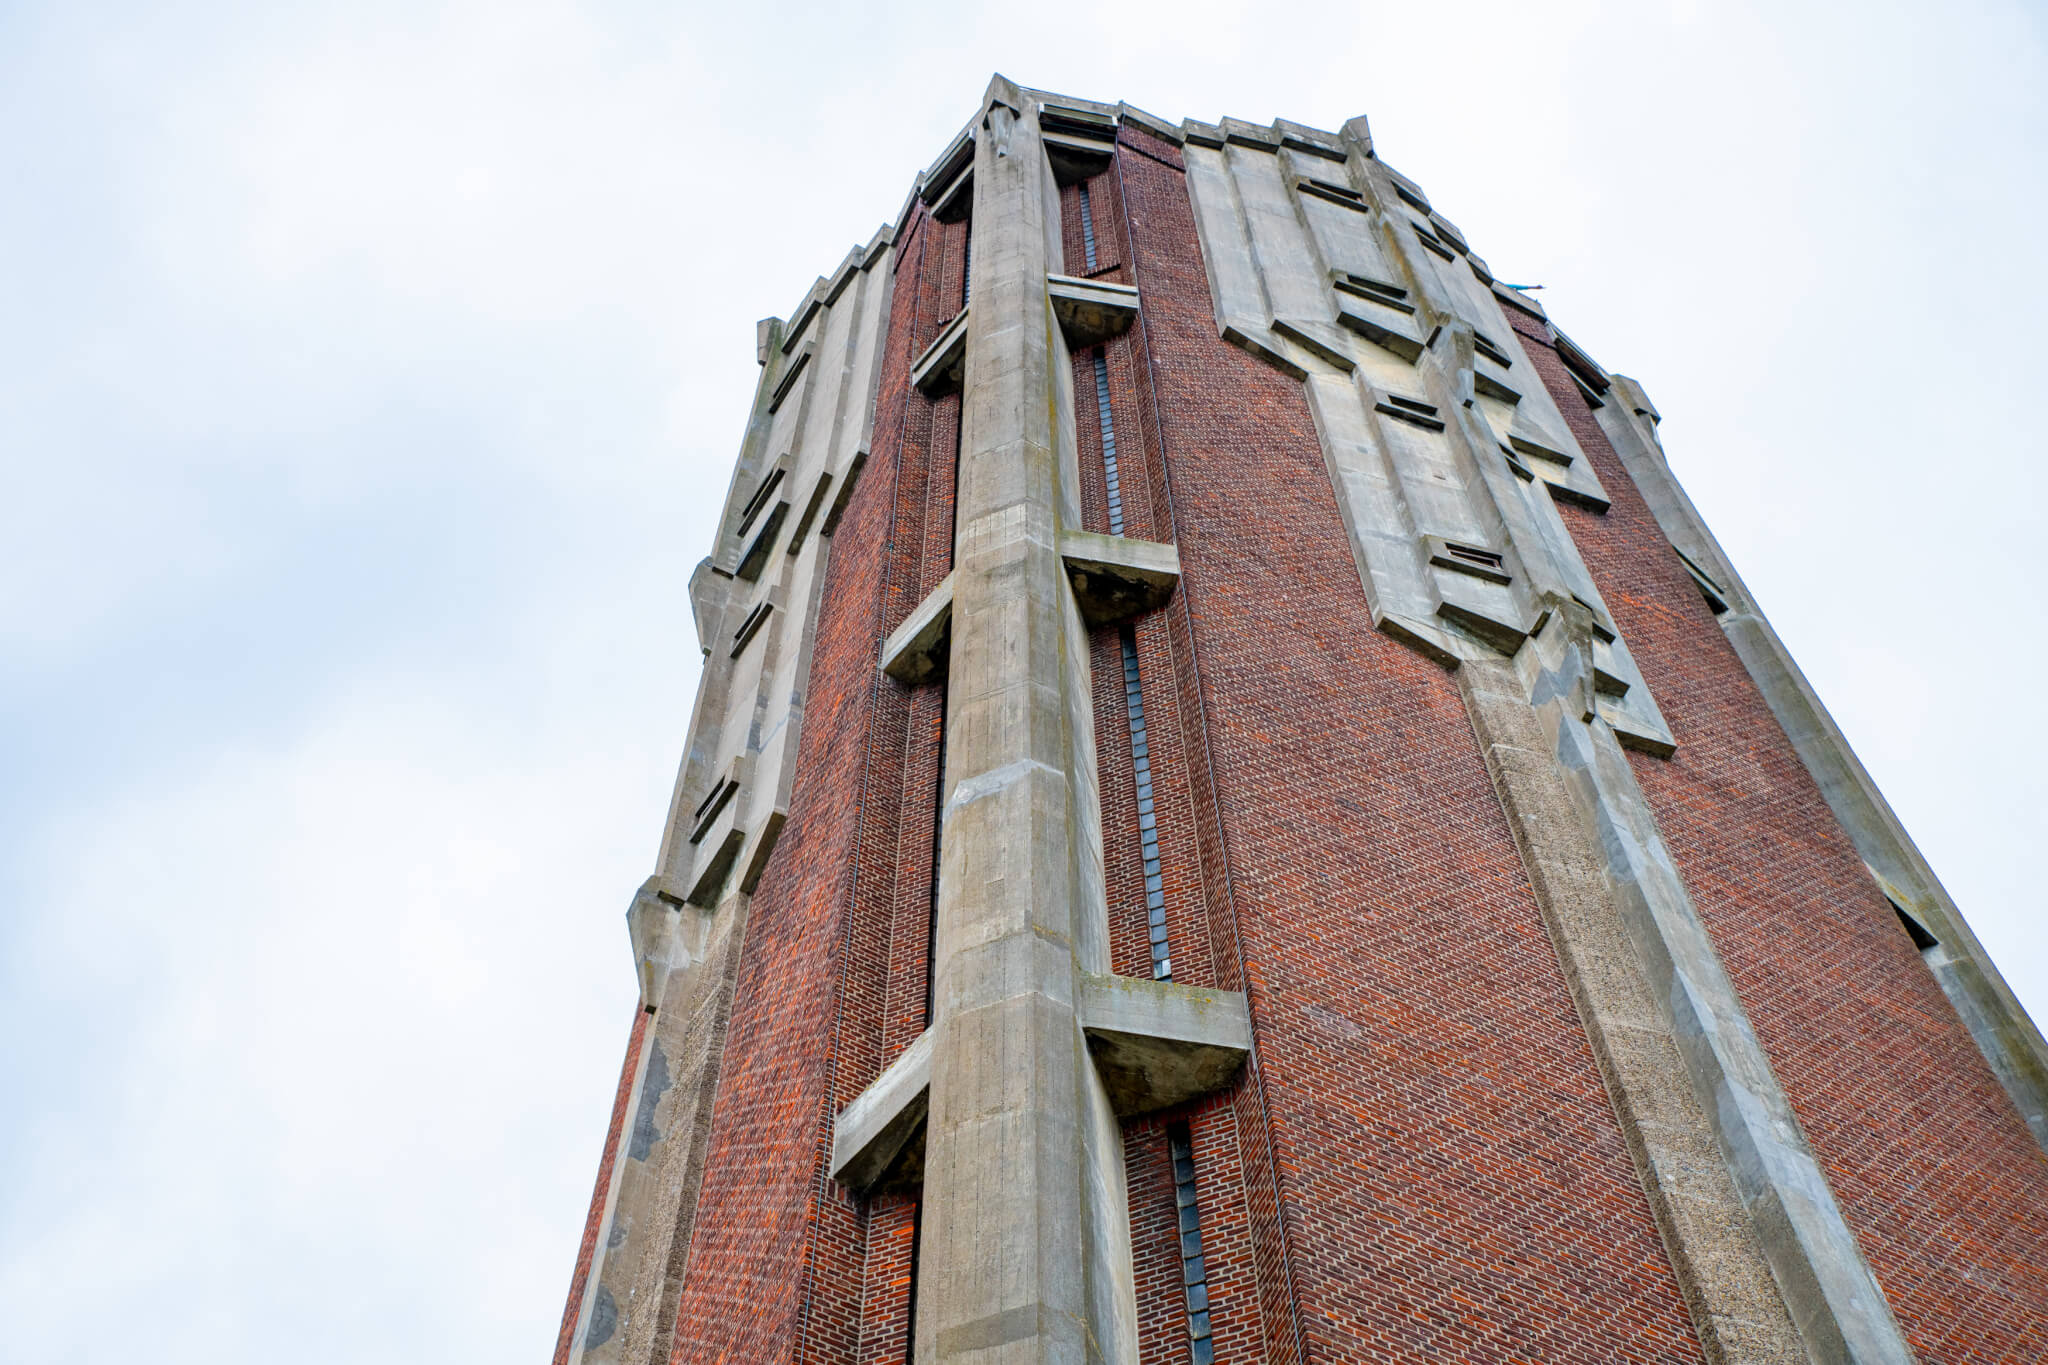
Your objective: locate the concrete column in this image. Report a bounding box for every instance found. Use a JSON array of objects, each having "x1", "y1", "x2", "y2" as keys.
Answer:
[{"x1": 915, "y1": 77, "x2": 1136, "y2": 1363}]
